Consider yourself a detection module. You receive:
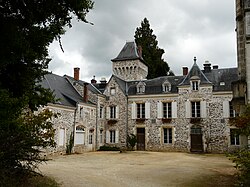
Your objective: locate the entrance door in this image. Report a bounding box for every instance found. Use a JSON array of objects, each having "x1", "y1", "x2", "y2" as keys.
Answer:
[
  {"x1": 137, "y1": 128, "x2": 145, "y2": 151},
  {"x1": 190, "y1": 127, "x2": 203, "y2": 152}
]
